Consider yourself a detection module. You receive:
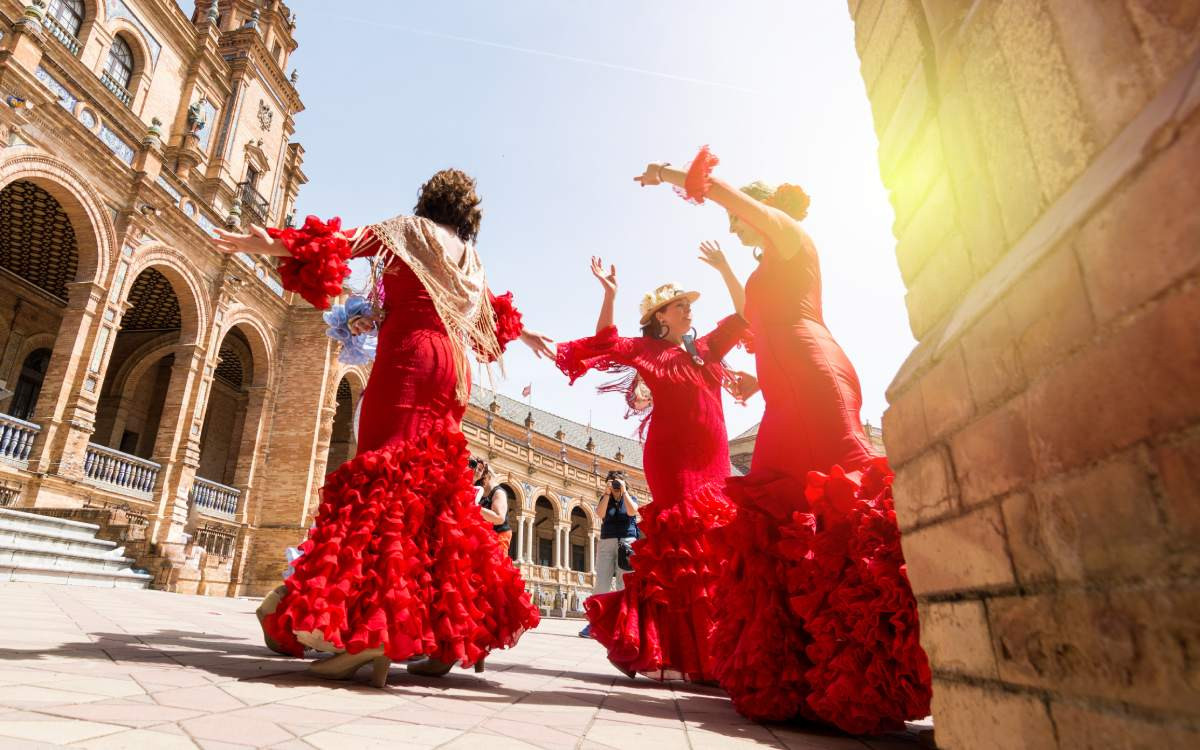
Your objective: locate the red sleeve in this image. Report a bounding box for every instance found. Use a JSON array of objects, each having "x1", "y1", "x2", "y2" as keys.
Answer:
[
  {"x1": 698, "y1": 314, "x2": 749, "y2": 362},
  {"x1": 479, "y1": 289, "x2": 524, "y2": 362},
  {"x1": 267, "y1": 215, "x2": 353, "y2": 310},
  {"x1": 554, "y1": 325, "x2": 639, "y2": 384}
]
